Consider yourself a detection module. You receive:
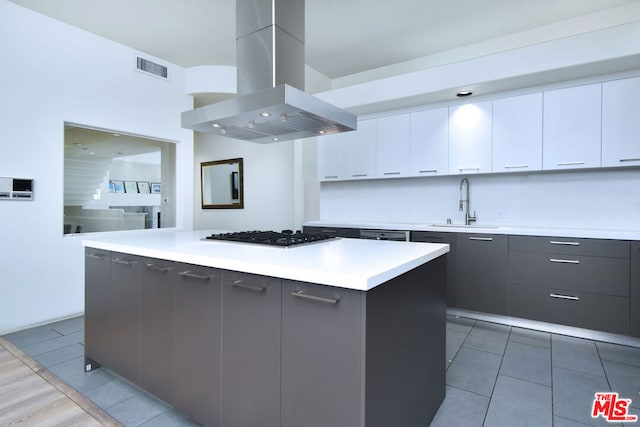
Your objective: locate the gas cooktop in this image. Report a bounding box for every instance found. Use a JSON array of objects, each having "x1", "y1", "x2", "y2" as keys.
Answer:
[{"x1": 203, "y1": 230, "x2": 338, "y2": 248}]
